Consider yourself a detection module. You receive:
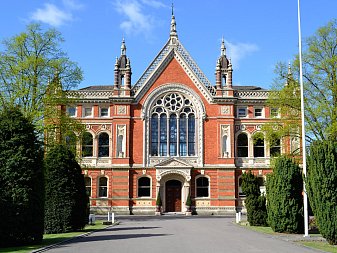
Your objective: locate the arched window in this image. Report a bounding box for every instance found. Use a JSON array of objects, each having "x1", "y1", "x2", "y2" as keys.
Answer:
[
  {"x1": 98, "y1": 177, "x2": 108, "y2": 197},
  {"x1": 98, "y1": 132, "x2": 109, "y2": 157},
  {"x1": 237, "y1": 133, "x2": 248, "y2": 157},
  {"x1": 138, "y1": 177, "x2": 151, "y2": 197},
  {"x1": 196, "y1": 177, "x2": 209, "y2": 197},
  {"x1": 150, "y1": 93, "x2": 196, "y2": 157},
  {"x1": 253, "y1": 133, "x2": 265, "y2": 157},
  {"x1": 270, "y1": 134, "x2": 281, "y2": 157},
  {"x1": 85, "y1": 177, "x2": 91, "y2": 197},
  {"x1": 65, "y1": 131, "x2": 77, "y2": 155},
  {"x1": 82, "y1": 132, "x2": 93, "y2": 157}
]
